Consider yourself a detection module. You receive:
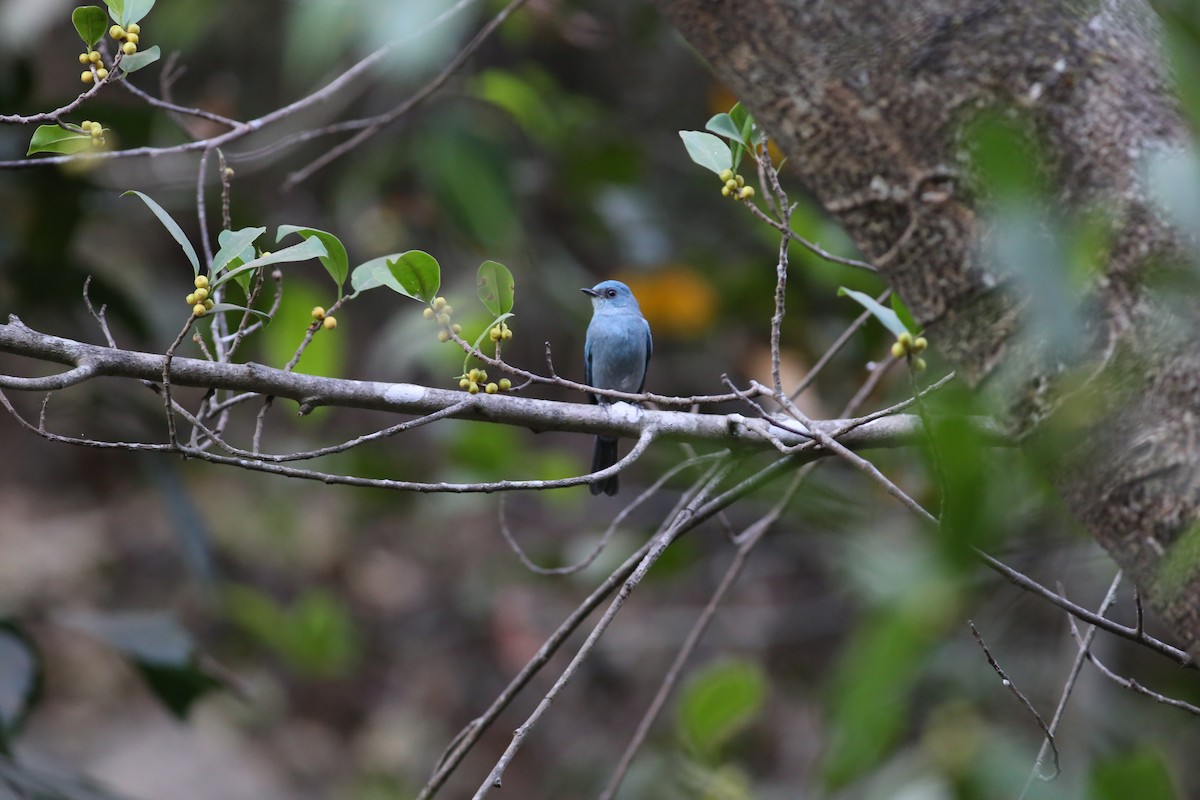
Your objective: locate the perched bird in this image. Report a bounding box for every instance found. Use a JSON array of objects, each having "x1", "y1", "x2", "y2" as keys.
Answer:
[{"x1": 582, "y1": 280, "x2": 652, "y2": 496}]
